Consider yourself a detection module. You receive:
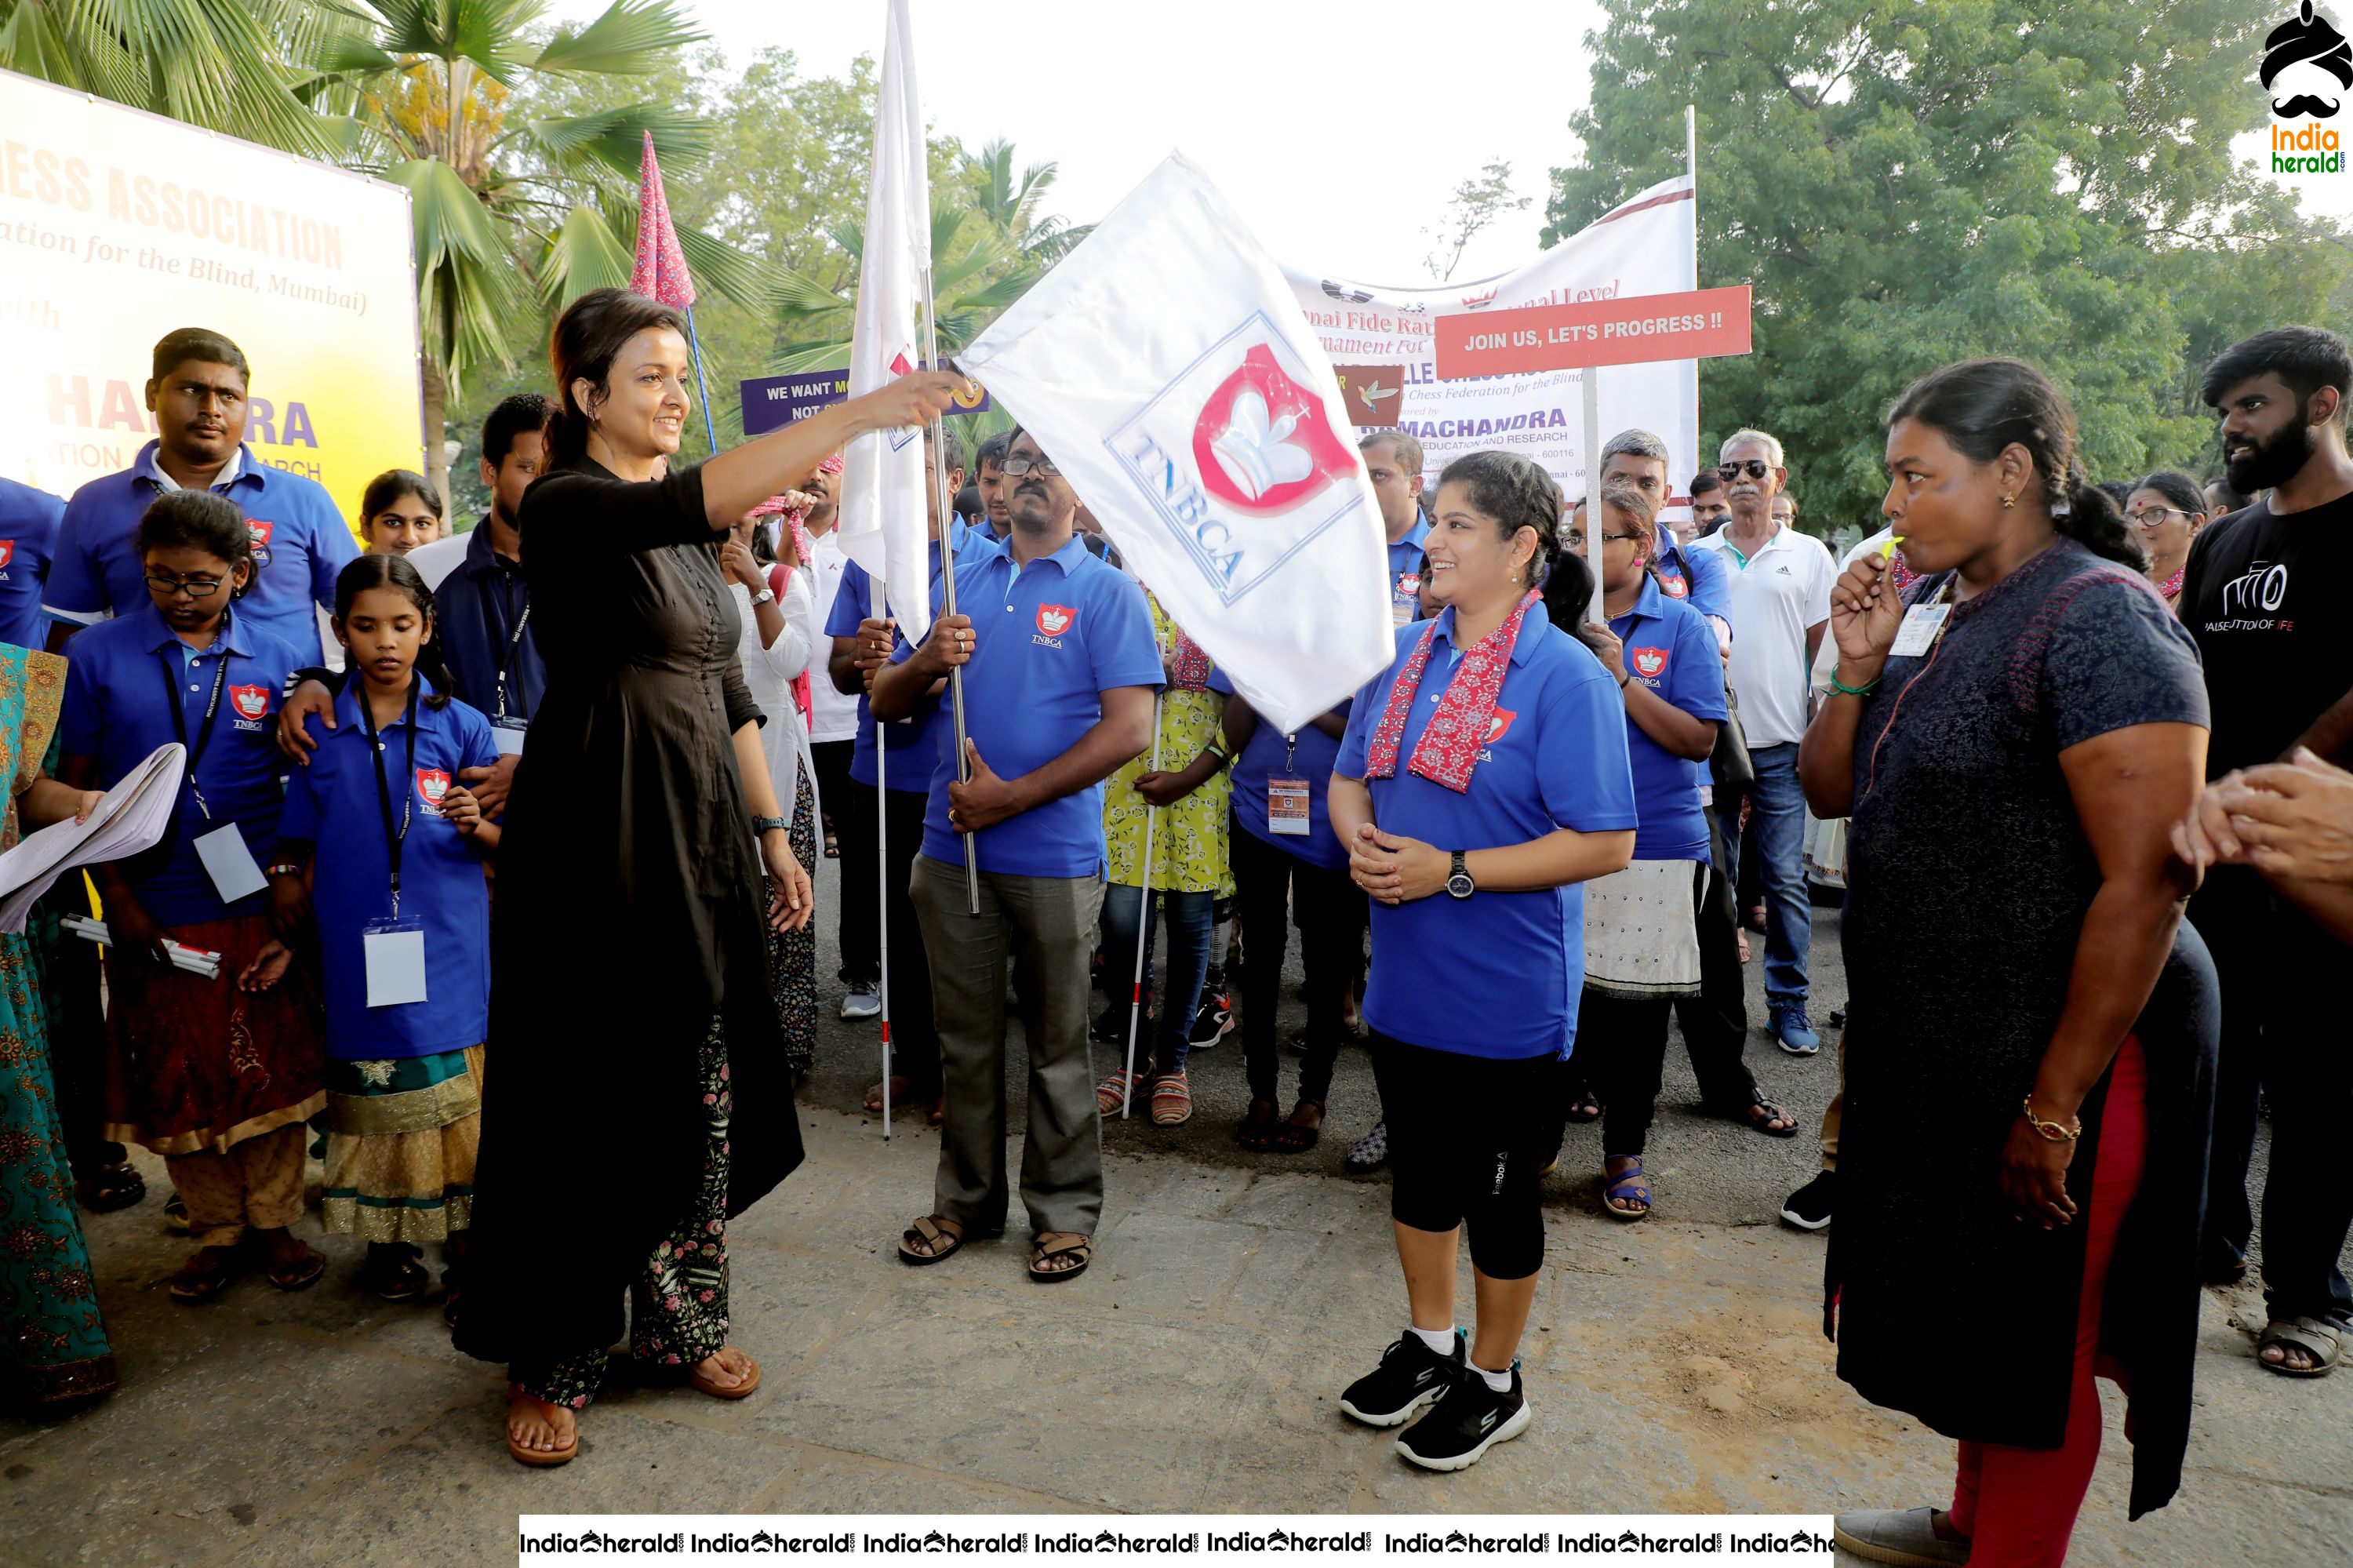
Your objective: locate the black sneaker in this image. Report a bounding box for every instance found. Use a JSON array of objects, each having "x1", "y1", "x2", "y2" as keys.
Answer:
[
  {"x1": 1780, "y1": 1170, "x2": 1835, "y2": 1231},
  {"x1": 1091, "y1": 991, "x2": 1149, "y2": 1044},
  {"x1": 1338, "y1": 1330, "x2": 1465, "y2": 1427},
  {"x1": 1187, "y1": 989, "x2": 1233, "y2": 1050},
  {"x1": 1396, "y1": 1362, "x2": 1530, "y2": 1472}
]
